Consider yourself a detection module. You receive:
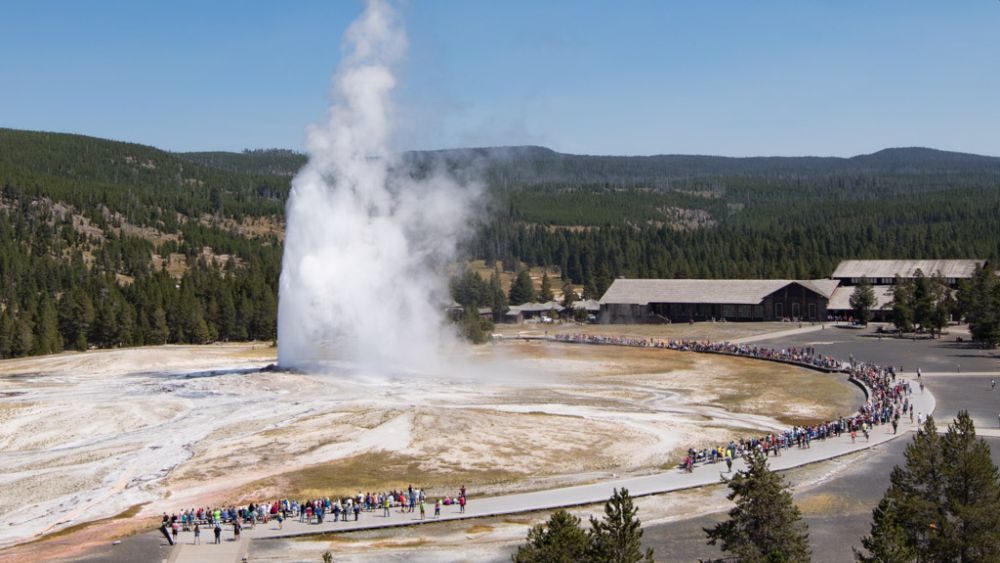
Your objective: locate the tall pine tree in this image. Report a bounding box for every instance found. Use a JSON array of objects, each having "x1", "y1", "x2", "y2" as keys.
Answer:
[{"x1": 705, "y1": 449, "x2": 811, "y2": 562}]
